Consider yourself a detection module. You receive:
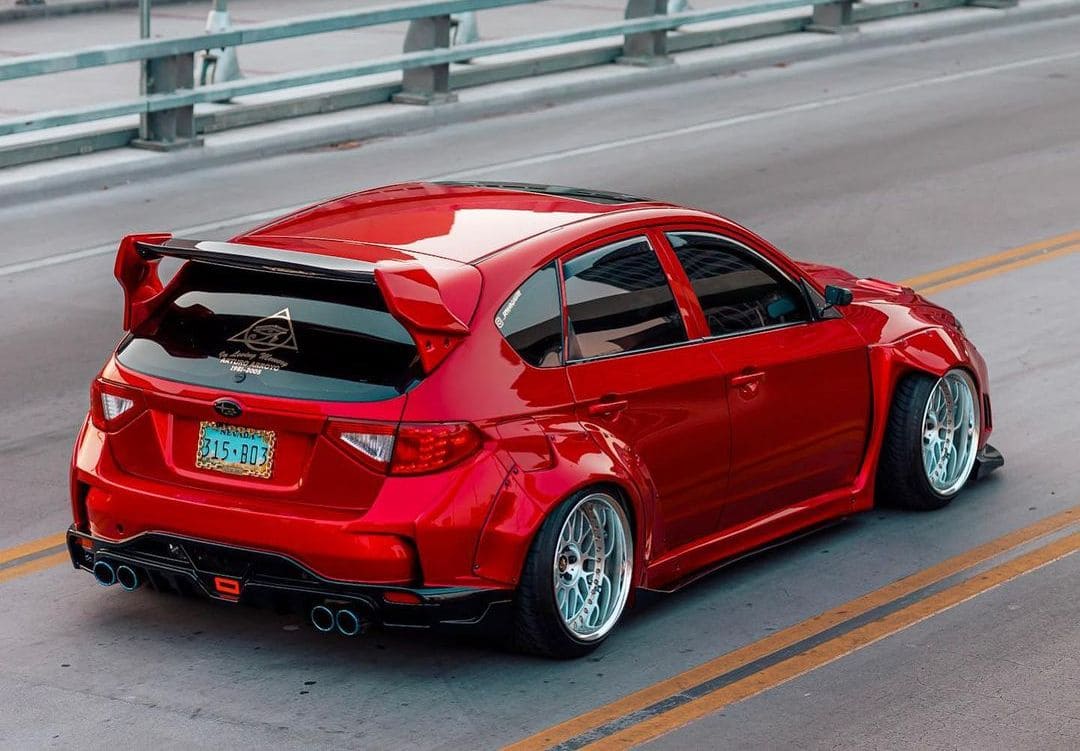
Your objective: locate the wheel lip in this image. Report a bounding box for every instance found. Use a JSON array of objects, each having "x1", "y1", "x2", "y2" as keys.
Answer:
[
  {"x1": 551, "y1": 491, "x2": 633, "y2": 643},
  {"x1": 920, "y1": 369, "x2": 980, "y2": 498}
]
